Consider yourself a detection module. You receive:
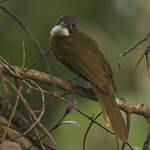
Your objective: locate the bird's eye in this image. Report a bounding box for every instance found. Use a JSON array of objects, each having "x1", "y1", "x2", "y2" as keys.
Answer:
[
  {"x1": 59, "y1": 16, "x2": 63, "y2": 21},
  {"x1": 56, "y1": 16, "x2": 63, "y2": 25}
]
